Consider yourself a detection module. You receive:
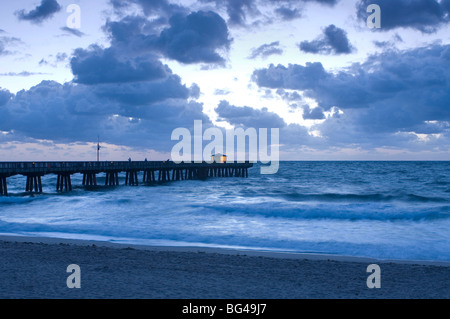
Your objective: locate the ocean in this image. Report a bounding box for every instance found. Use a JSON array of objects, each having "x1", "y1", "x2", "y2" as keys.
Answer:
[{"x1": 1, "y1": 161, "x2": 449, "y2": 262}]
